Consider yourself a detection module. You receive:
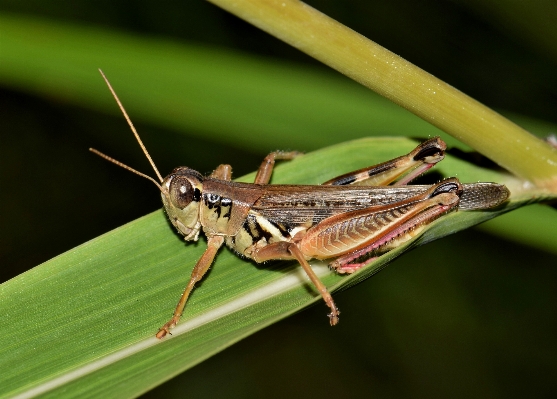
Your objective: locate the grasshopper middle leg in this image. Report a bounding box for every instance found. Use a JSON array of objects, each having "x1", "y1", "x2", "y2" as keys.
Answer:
[{"x1": 252, "y1": 241, "x2": 340, "y2": 325}]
